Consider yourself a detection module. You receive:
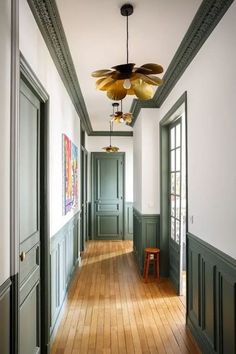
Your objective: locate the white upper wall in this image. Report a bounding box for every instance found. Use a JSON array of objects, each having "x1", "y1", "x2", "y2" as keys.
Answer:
[
  {"x1": 133, "y1": 109, "x2": 160, "y2": 214},
  {"x1": 86, "y1": 136, "x2": 133, "y2": 202},
  {"x1": 19, "y1": 0, "x2": 81, "y2": 237},
  {"x1": 159, "y1": 2, "x2": 236, "y2": 258},
  {"x1": 0, "y1": 0, "x2": 11, "y2": 285}
]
